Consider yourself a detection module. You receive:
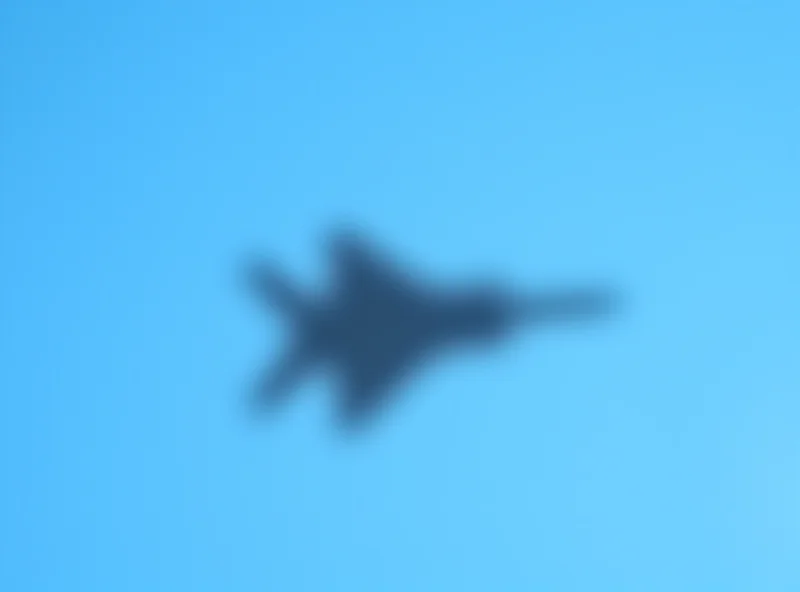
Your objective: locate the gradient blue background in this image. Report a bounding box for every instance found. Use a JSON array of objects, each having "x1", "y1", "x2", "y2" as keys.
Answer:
[{"x1": 2, "y1": 1, "x2": 799, "y2": 590}]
